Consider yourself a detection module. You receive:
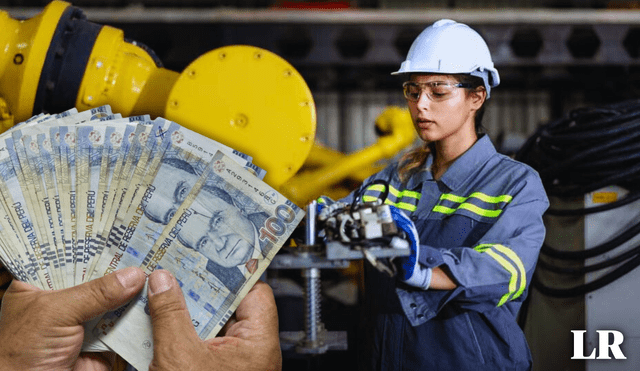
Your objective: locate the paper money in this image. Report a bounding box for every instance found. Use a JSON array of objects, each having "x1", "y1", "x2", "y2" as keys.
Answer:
[
  {"x1": 0, "y1": 109, "x2": 303, "y2": 370},
  {"x1": 50, "y1": 126, "x2": 77, "y2": 285},
  {"x1": 37, "y1": 132, "x2": 73, "y2": 287},
  {"x1": 20, "y1": 131, "x2": 67, "y2": 288},
  {"x1": 0, "y1": 137, "x2": 54, "y2": 289},
  {"x1": 94, "y1": 150, "x2": 303, "y2": 370},
  {"x1": 89, "y1": 118, "x2": 264, "y2": 281}
]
